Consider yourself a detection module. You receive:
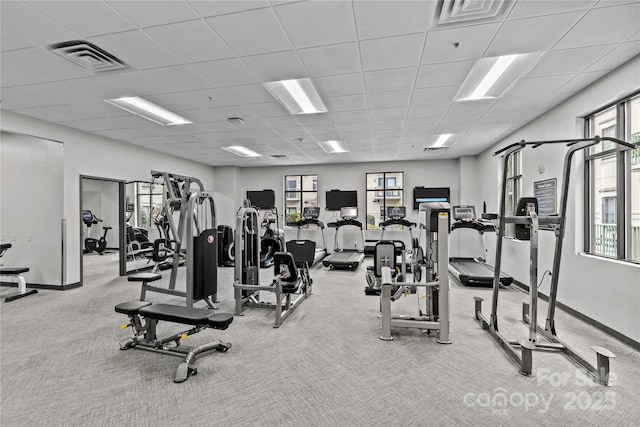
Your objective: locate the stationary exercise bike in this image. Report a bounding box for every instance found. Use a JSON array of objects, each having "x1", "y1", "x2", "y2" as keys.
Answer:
[{"x1": 82, "y1": 210, "x2": 111, "y2": 255}]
